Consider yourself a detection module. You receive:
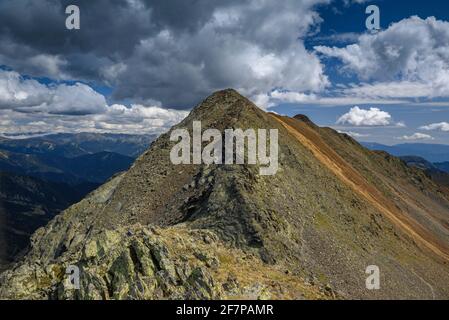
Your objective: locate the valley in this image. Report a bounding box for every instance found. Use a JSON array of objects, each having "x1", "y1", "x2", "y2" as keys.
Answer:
[{"x1": 0, "y1": 133, "x2": 154, "y2": 271}]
